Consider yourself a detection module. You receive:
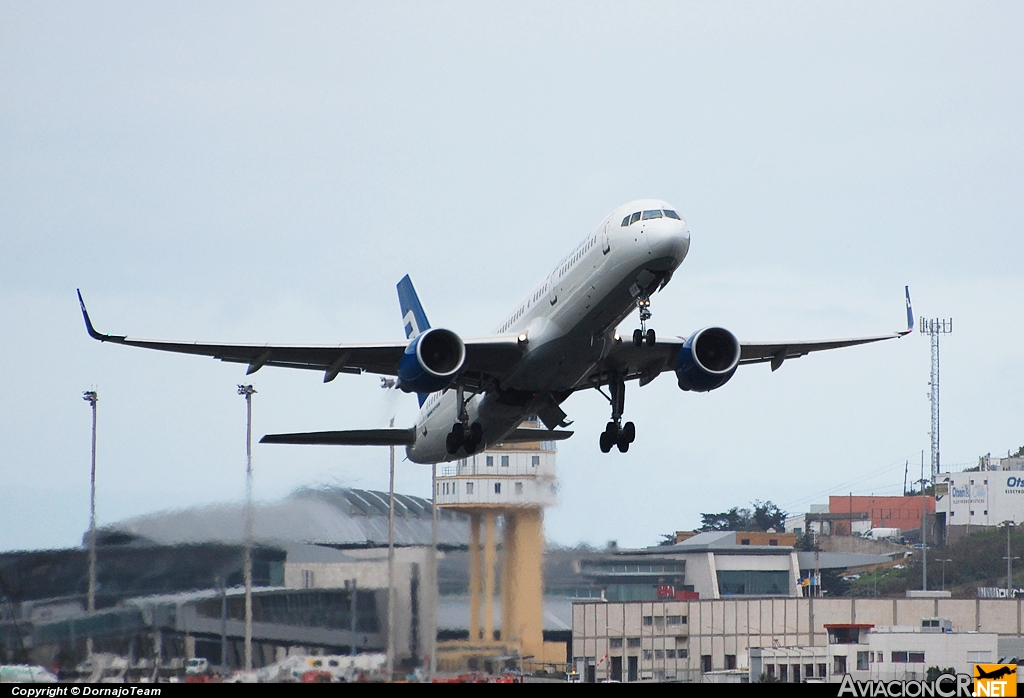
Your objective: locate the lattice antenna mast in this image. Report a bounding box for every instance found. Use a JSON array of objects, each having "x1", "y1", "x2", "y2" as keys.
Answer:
[{"x1": 920, "y1": 317, "x2": 952, "y2": 480}]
